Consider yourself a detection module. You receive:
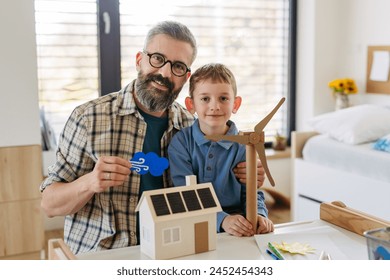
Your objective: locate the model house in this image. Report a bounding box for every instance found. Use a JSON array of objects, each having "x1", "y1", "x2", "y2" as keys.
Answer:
[{"x1": 135, "y1": 176, "x2": 222, "y2": 259}]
